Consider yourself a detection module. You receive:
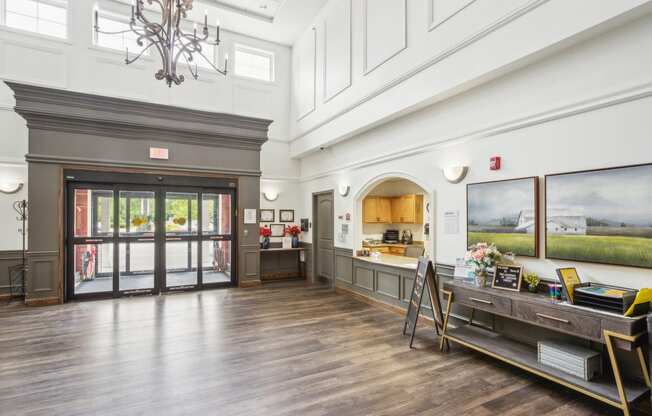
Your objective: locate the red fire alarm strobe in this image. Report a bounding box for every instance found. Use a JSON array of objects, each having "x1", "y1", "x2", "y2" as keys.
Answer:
[{"x1": 490, "y1": 156, "x2": 501, "y2": 170}]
